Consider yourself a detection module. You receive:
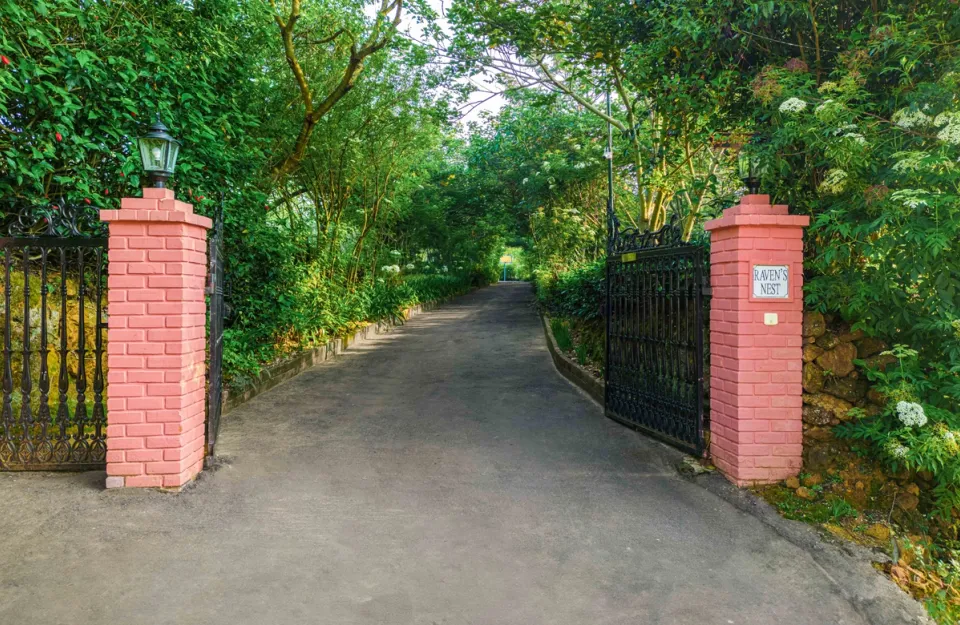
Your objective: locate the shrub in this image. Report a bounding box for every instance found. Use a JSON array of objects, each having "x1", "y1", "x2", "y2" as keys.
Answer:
[{"x1": 536, "y1": 258, "x2": 606, "y2": 322}]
